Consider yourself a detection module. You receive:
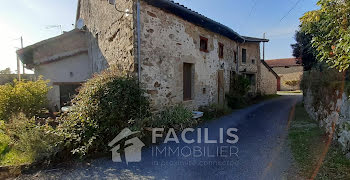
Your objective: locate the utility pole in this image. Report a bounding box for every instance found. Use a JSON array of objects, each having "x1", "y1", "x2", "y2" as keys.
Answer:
[
  {"x1": 263, "y1": 33, "x2": 266, "y2": 60},
  {"x1": 17, "y1": 50, "x2": 21, "y2": 81},
  {"x1": 21, "y1": 36, "x2": 25, "y2": 74}
]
